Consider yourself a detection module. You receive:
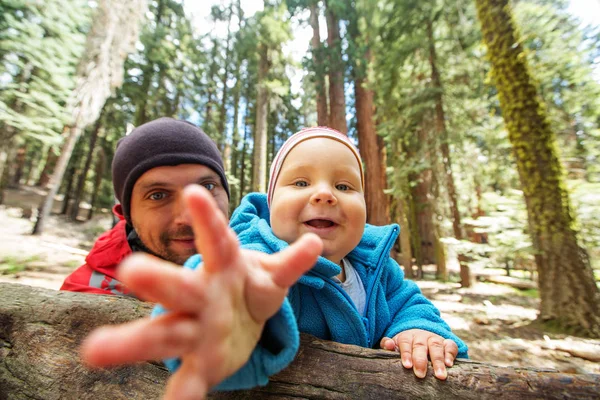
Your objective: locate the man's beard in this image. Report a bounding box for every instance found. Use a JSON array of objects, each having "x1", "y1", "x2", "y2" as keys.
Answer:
[{"x1": 157, "y1": 225, "x2": 196, "y2": 265}]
